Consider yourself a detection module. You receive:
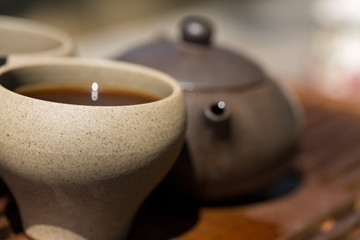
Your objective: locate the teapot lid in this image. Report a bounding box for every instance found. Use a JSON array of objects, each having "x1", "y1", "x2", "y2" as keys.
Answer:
[{"x1": 119, "y1": 16, "x2": 265, "y2": 91}]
